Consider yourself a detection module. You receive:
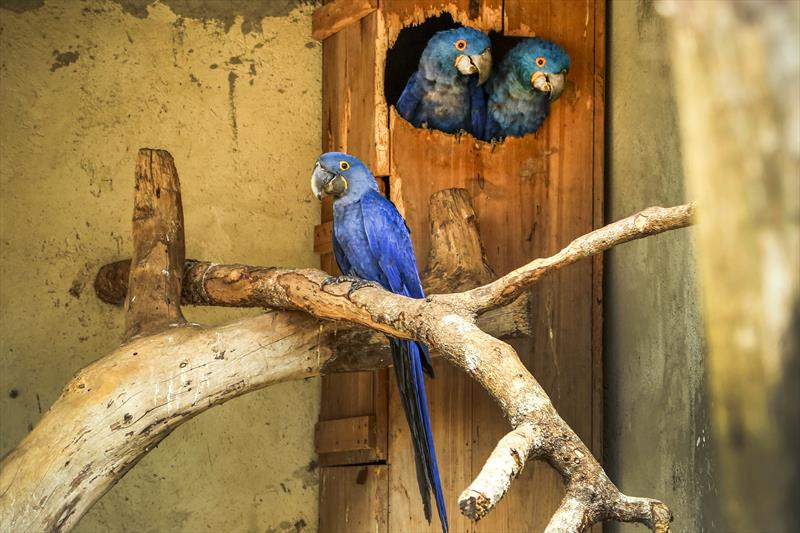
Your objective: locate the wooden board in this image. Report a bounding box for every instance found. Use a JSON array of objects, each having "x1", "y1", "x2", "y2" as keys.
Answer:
[
  {"x1": 388, "y1": 357, "x2": 474, "y2": 532},
  {"x1": 313, "y1": 0, "x2": 378, "y2": 41},
  {"x1": 382, "y1": 0, "x2": 502, "y2": 44},
  {"x1": 322, "y1": 10, "x2": 389, "y2": 175},
  {"x1": 316, "y1": 415, "x2": 376, "y2": 454},
  {"x1": 386, "y1": 1, "x2": 605, "y2": 530},
  {"x1": 319, "y1": 465, "x2": 389, "y2": 532},
  {"x1": 318, "y1": 369, "x2": 388, "y2": 467}
]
